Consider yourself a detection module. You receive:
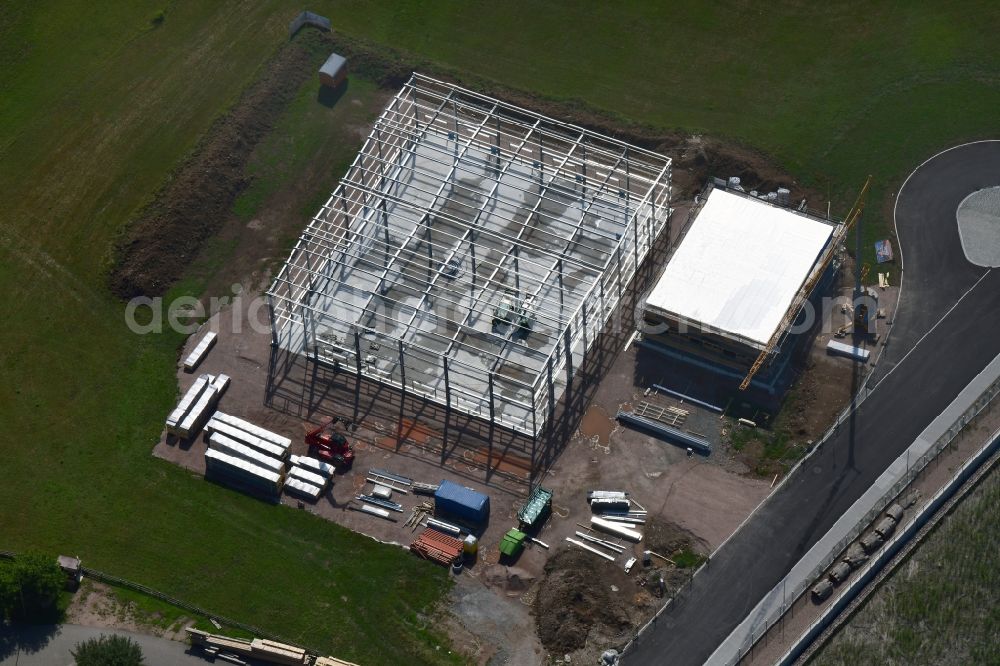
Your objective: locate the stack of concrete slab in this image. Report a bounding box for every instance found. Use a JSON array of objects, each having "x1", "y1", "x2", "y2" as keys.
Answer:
[{"x1": 165, "y1": 373, "x2": 230, "y2": 439}]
